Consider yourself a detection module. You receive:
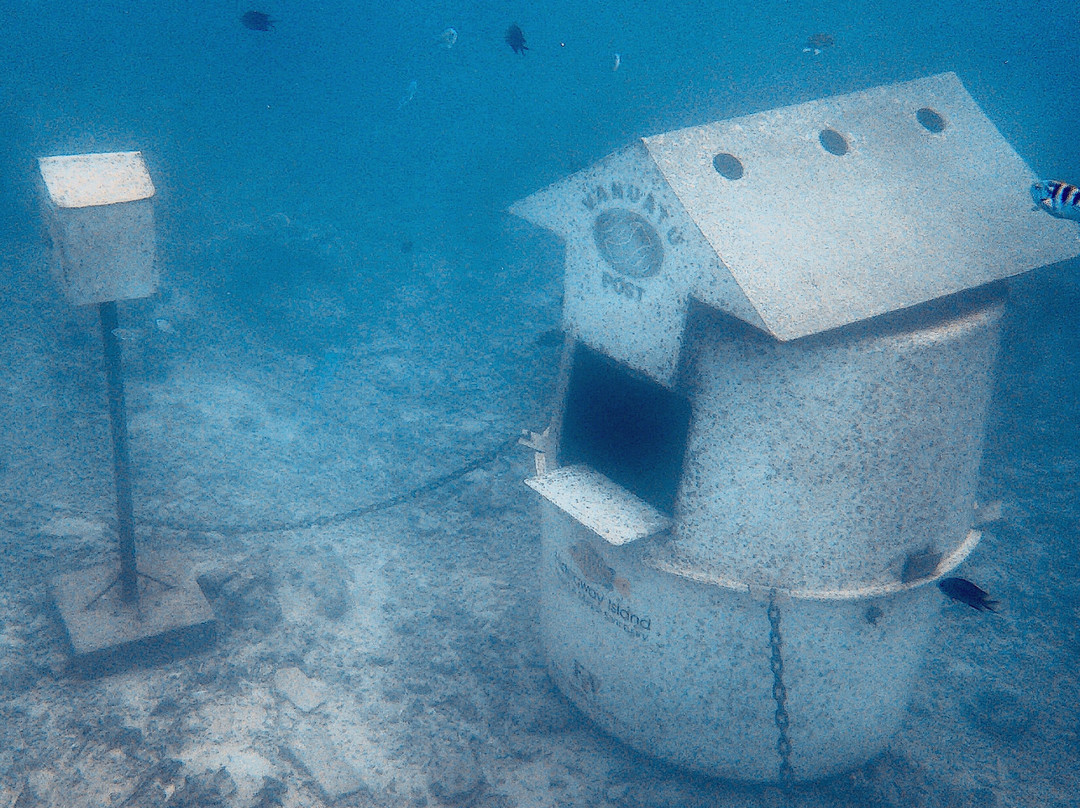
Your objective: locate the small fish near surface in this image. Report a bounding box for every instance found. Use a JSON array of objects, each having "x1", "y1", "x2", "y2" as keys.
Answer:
[
  {"x1": 397, "y1": 79, "x2": 418, "y2": 110},
  {"x1": 505, "y1": 24, "x2": 528, "y2": 55},
  {"x1": 938, "y1": 577, "x2": 999, "y2": 612},
  {"x1": 1031, "y1": 180, "x2": 1080, "y2": 221},
  {"x1": 241, "y1": 10, "x2": 275, "y2": 31},
  {"x1": 439, "y1": 27, "x2": 458, "y2": 49},
  {"x1": 803, "y1": 32, "x2": 835, "y2": 54}
]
